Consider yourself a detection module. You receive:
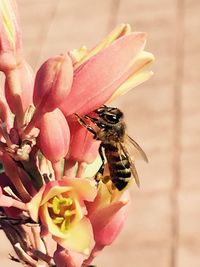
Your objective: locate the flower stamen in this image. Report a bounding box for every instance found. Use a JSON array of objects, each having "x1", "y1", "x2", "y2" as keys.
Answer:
[{"x1": 48, "y1": 195, "x2": 76, "y2": 232}]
